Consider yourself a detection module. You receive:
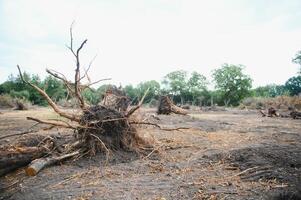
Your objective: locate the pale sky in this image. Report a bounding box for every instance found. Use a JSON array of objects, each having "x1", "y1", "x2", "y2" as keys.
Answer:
[{"x1": 1, "y1": 0, "x2": 301, "y2": 88}]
